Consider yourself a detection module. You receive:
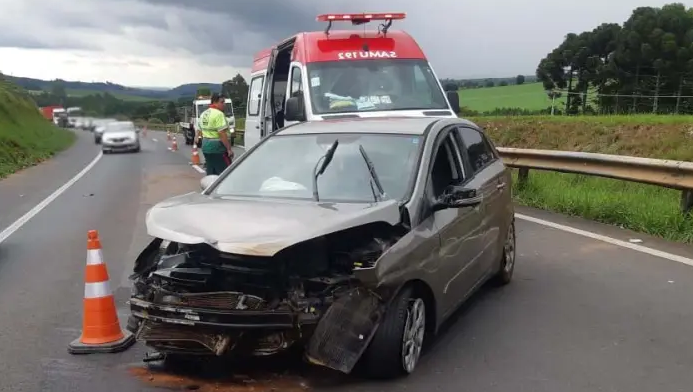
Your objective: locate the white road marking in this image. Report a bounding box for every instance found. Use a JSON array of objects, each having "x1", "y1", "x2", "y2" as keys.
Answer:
[
  {"x1": 515, "y1": 213, "x2": 693, "y2": 267},
  {"x1": 152, "y1": 138, "x2": 158, "y2": 142},
  {"x1": 0, "y1": 152, "x2": 103, "y2": 244},
  {"x1": 192, "y1": 165, "x2": 205, "y2": 174}
]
